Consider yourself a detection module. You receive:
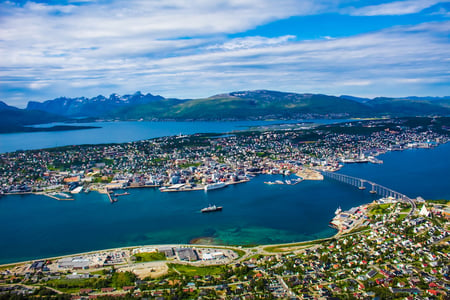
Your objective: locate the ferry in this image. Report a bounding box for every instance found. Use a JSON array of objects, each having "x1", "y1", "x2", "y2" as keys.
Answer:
[
  {"x1": 204, "y1": 182, "x2": 227, "y2": 191},
  {"x1": 201, "y1": 205, "x2": 223, "y2": 213},
  {"x1": 70, "y1": 186, "x2": 83, "y2": 194}
]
